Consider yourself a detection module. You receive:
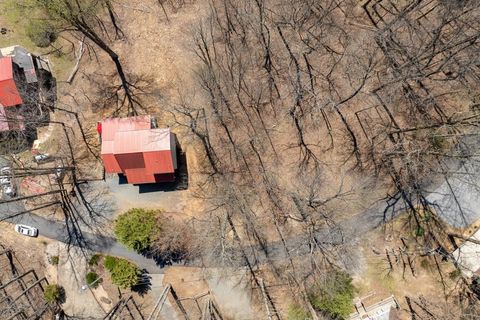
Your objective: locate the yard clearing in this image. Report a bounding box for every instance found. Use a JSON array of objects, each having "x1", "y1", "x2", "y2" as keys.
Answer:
[{"x1": 355, "y1": 214, "x2": 461, "y2": 318}]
